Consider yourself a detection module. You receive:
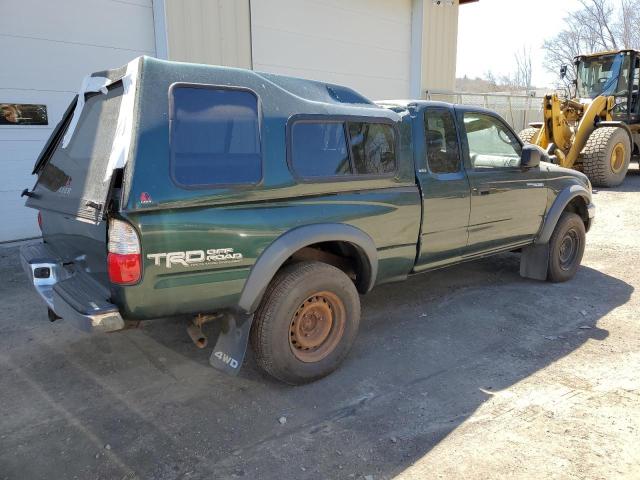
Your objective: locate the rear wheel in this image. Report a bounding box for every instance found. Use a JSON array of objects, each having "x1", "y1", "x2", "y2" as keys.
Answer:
[
  {"x1": 518, "y1": 127, "x2": 541, "y2": 144},
  {"x1": 250, "y1": 261, "x2": 360, "y2": 385},
  {"x1": 580, "y1": 126, "x2": 631, "y2": 187},
  {"x1": 547, "y1": 212, "x2": 586, "y2": 283}
]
